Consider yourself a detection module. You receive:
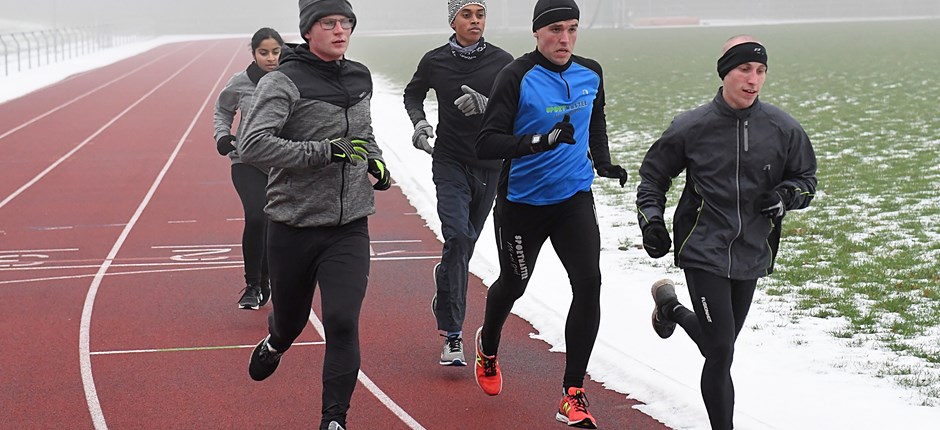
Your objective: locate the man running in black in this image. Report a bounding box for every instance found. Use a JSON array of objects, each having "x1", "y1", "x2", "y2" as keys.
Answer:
[
  {"x1": 637, "y1": 35, "x2": 817, "y2": 430},
  {"x1": 403, "y1": 0, "x2": 512, "y2": 367}
]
